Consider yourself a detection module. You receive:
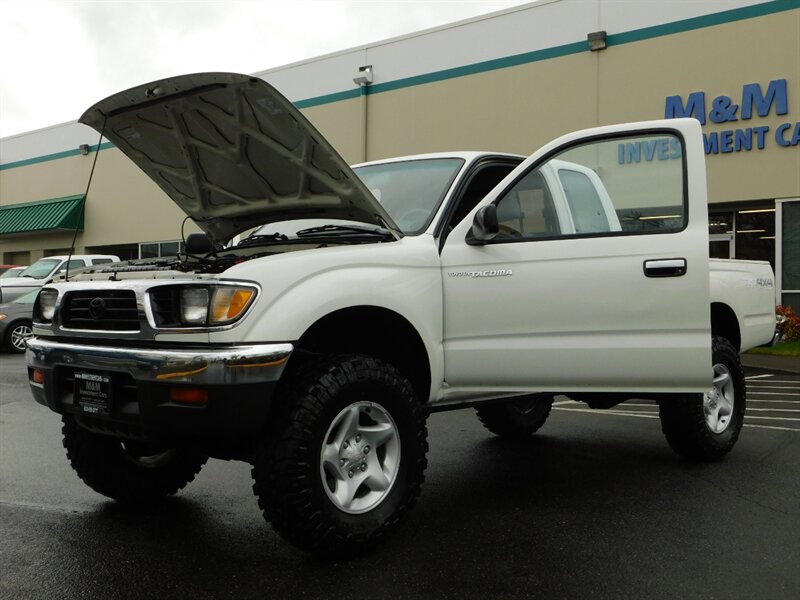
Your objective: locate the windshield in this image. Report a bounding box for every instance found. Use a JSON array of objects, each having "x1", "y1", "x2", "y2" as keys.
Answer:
[
  {"x1": 19, "y1": 259, "x2": 60, "y2": 279},
  {"x1": 0, "y1": 268, "x2": 24, "y2": 279},
  {"x1": 353, "y1": 158, "x2": 465, "y2": 234},
  {"x1": 12, "y1": 290, "x2": 39, "y2": 304}
]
